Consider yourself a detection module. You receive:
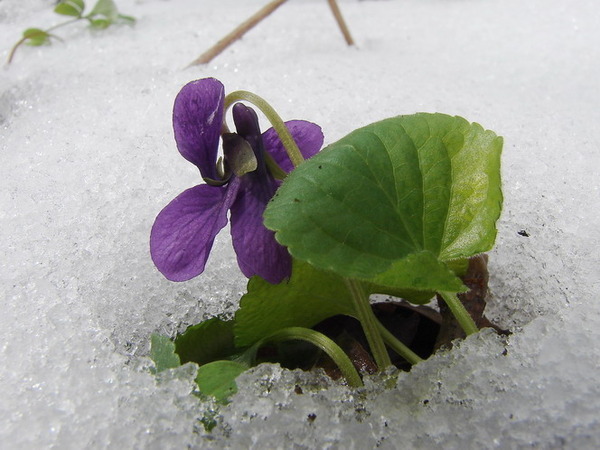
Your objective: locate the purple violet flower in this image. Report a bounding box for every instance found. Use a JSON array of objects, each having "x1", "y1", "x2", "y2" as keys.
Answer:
[{"x1": 150, "y1": 78, "x2": 323, "y2": 283}]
